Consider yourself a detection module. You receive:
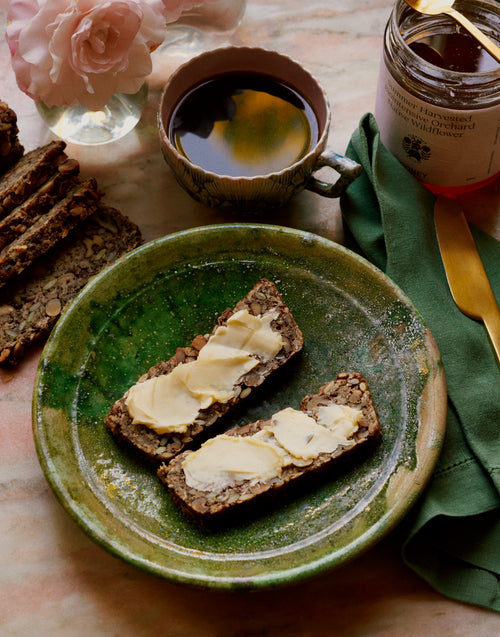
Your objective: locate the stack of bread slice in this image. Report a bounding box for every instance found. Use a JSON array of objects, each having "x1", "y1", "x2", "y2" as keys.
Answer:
[{"x1": 0, "y1": 102, "x2": 142, "y2": 368}]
